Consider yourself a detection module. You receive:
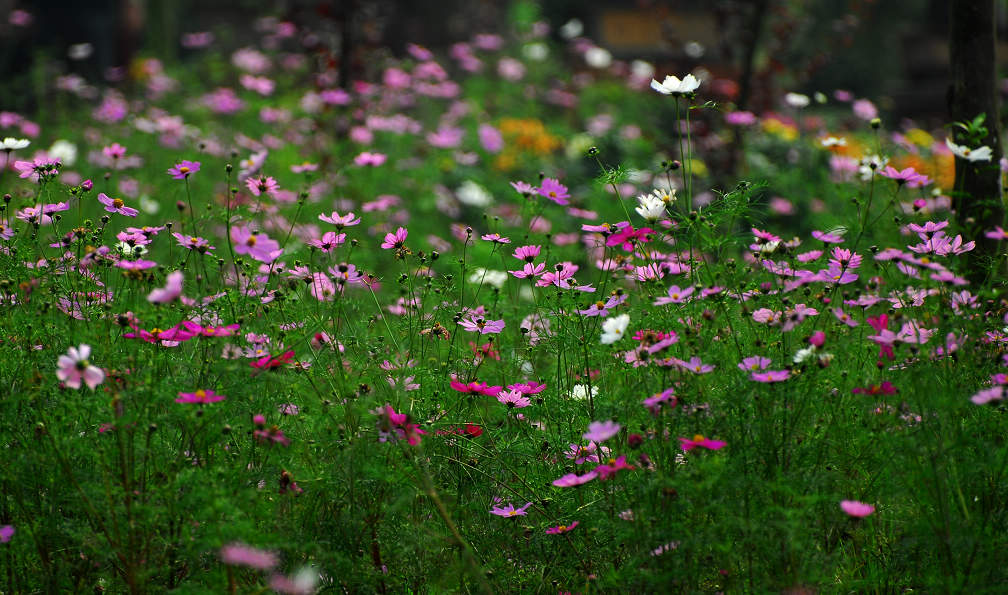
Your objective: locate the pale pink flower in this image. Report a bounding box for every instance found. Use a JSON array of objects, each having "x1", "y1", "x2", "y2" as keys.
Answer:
[{"x1": 56, "y1": 344, "x2": 105, "y2": 390}]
